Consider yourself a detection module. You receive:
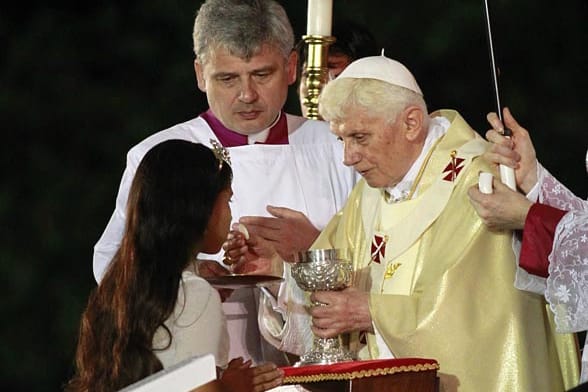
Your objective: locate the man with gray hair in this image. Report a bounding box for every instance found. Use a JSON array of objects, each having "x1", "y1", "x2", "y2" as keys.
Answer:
[
  {"x1": 242, "y1": 55, "x2": 579, "y2": 391},
  {"x1": 92, "y1": 0, "x2": 356, "y2": 370}
]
